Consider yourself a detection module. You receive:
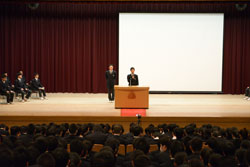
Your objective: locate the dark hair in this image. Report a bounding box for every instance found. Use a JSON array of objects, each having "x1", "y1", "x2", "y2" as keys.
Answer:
[
  {"x1": 133, "y1": 154, "x2": 151, "y2": 167},
  {"x1": 190, "y1": 137, "x2": 203, "y2": 152},
  {"x1": 10, "y1": 126, "x2": 21, "y2": 136},
  {"x1": 105, "y1": 137, "x2": 120, "y2": 154},
  {"x1": 69, "y1": 124, "x2": 78, "y2": 134},
  {"x1": 159, "y1": 135, "x2": 171, "y2": 149},
  {"x1": 222, "y1": 141, "x2": 235, "y2": 156},
  {"x1": 174, "y1": 127, "x2": 184, "y2": 140},
  {"x1": 189, "y1": 158, "x2": 204, "y2": 167},
  {"x1": 92, "y1": 150, "x2": 115, "y2": 167},
  {"x1": 133, "y1": 125, "x2": 143, "y2": 137},
  {"x1": 13, "y1": 146, "x2": 29, "y2": 167},
  {"x1": 241, "y1": 140, "x2": 250, "y2": 150},
  {"x1": 34, "y1": 72, "x2": 39, "y2": 76},
  {"x1": 70, "y1": 139, "x2": 84, "y2": 156},
  {"x1": 109, "y1": 64, "x2": 113, "y2": 67},
  {"x1": 27, "y1": 146, "x2": 40, "y2": 166},
  {"x1": 33, "y1": 136, "x2": 48, "y2": 154},
  {"x1": 174, "y1": 152, "x2": 188, "y2": 166},
  {"x1": 112, "y1": 124, "x2": 122, "y2": 134},
  {"x1": 209, "y1": 153, "x2": 222, "y2": 167},
  {"x1": 130, "y1": 67, "x2": 135, "y2": 71},
  {"x1": 133, "y1": 138, "x2": 150, "y2": 154},
  {"x1": 170, "y1": 140, "x2": 184, "y2": 157},
  {"x1": 27, "y1": 124, "x2": 36, "y2": 135},
  {"x1": 52, "y1": 147, "x2": 69, "y2": 167},
  {"x1": 37, "y1": 152, "x2": 56, "y2": 167},
  {"x1": 93, "y1": 124, "x2": 104, "y2": 133},
  {"x1": 47, "y1": 136, "x2": 58, "y2": 152},
  {"x1": 82, "y1": 140, "x2": 93, "y2": 157},
  {"x1": 239, "y1": 128, "x2": 248, "y2": 140}
]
